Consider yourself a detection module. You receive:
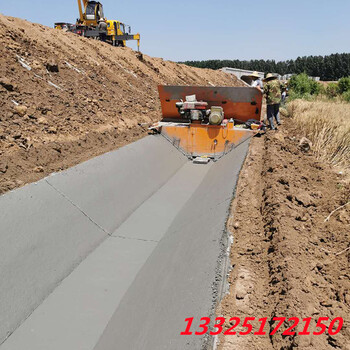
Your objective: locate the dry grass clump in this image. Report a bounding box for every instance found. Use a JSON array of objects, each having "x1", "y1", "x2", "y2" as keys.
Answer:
[
  {"x1": 279, "y1": 106, "x2": 289, "y2": 117},
  {"x1": 288, "y1": 99, "x2": 350, "y2": 171}
]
